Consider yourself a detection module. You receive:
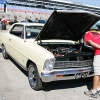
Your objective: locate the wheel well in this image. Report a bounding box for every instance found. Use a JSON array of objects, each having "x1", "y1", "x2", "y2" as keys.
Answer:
[{"x1": 26, "y1": 60, "x2": 36, "y2": 70}]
